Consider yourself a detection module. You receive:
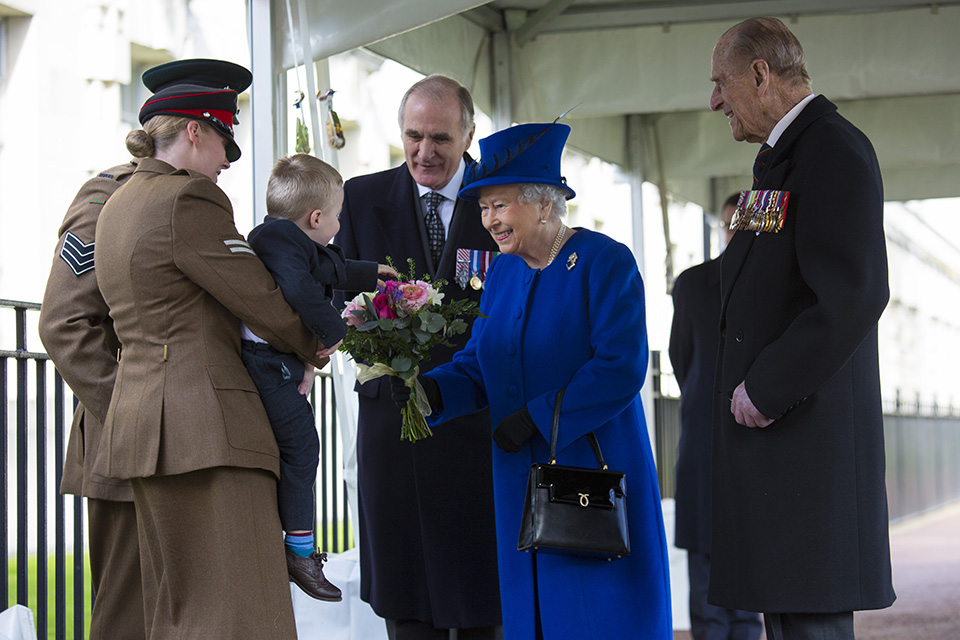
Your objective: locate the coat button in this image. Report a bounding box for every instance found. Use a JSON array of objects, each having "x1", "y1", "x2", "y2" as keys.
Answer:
[
  {"x1": 736, "y1": 330, "x2": 743, "y2": 343},
  {"x1": 508, "y1": 385, "x2": 518, "y2": 396}
]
